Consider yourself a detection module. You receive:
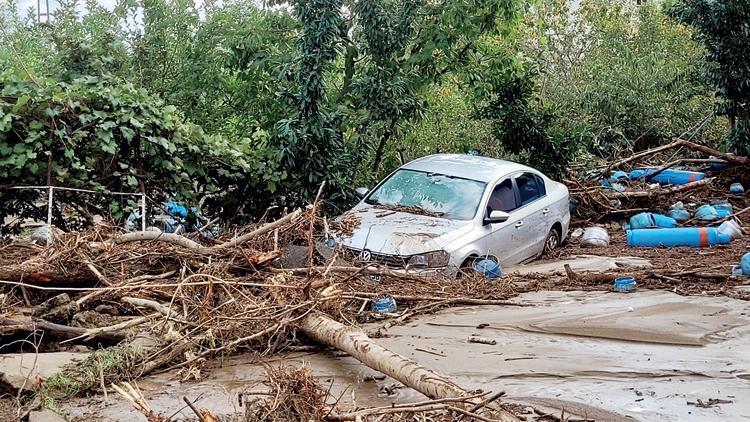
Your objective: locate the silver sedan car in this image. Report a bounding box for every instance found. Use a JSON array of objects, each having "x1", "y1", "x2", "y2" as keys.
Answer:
[{"x1": 336, "y1": 154, "x2": 570, "y2": 276}]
